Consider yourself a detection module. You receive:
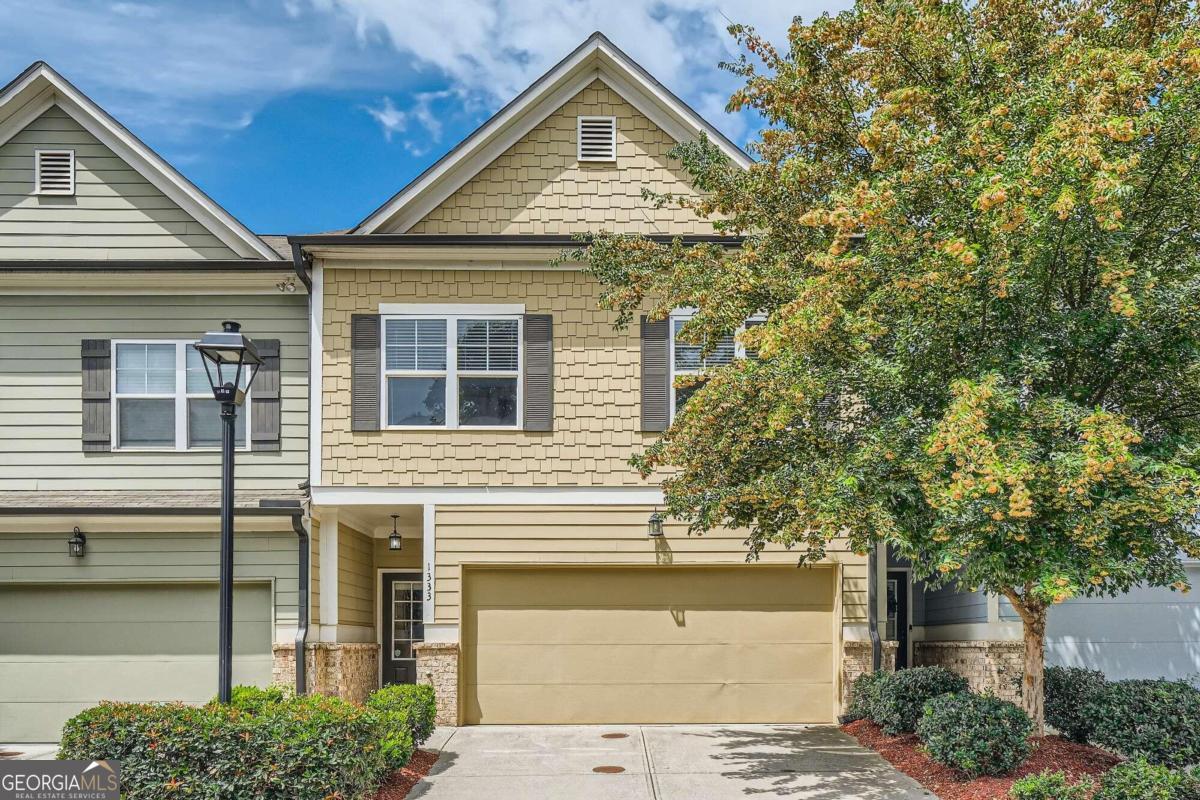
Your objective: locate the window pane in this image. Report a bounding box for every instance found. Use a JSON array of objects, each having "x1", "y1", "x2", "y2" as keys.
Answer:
[
  {"x1": 672, "y1": 319, "x2": 735, "y2": 371},
  {"x1": 457, "y1": 319, "x2": 518, "y2": 372},
  {"x1": 459, "y1": 376, "x2": 517, "y2": 426},
  {"x1": 385, "y1": 318, "x2": 446, "y2": 371},
  {"x1": 116, "y1": 343, "x2": 175, "y2": 394},
  {"x1": 117, "y1": 398, "x2": 175, "y2": 447},
  {"x1": 187, "y1": 398, "x2": 247, "y2": 448},
  {"x1": 186, "y1": 345, "x2": 248, "y2": 394},
  {"x1": 387, "y1": 377, "x2": 446, "y2": 426}
]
